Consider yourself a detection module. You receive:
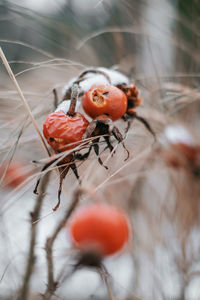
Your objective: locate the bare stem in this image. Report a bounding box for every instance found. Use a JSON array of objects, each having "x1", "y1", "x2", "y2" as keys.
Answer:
[
  {"x1": 67, "y1": 83, "x2": 79, "y2": 116},
  {"x1": 42, "y1": 188, "x2": 87, "y2": 299},
  {"x1": 42, "y1": 186, "x2": 99, "y2": 299},
  {"x1": 17, "y1": 173, "x2": 50, "y2": 300},
  {"x1": 98, "y1": 267, "x2": 115, "y2": 300},
  {"x1": 53, "y1": 89, "x2": 59, "y2": 109}
]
